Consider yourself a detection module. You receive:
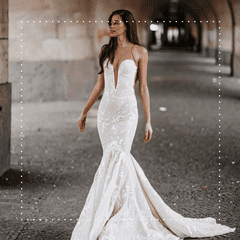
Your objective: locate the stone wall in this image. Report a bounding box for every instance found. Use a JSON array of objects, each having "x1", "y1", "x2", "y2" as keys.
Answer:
[
  {"x1": 8, "y1": 0, "x2": 145, "y2": 103},
  {"x1": 8, "y1": 8, "x2": 100, "y2": 102},
  {"x1": 9, "y1": 59, "x2": 97, "y2": 102}
]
